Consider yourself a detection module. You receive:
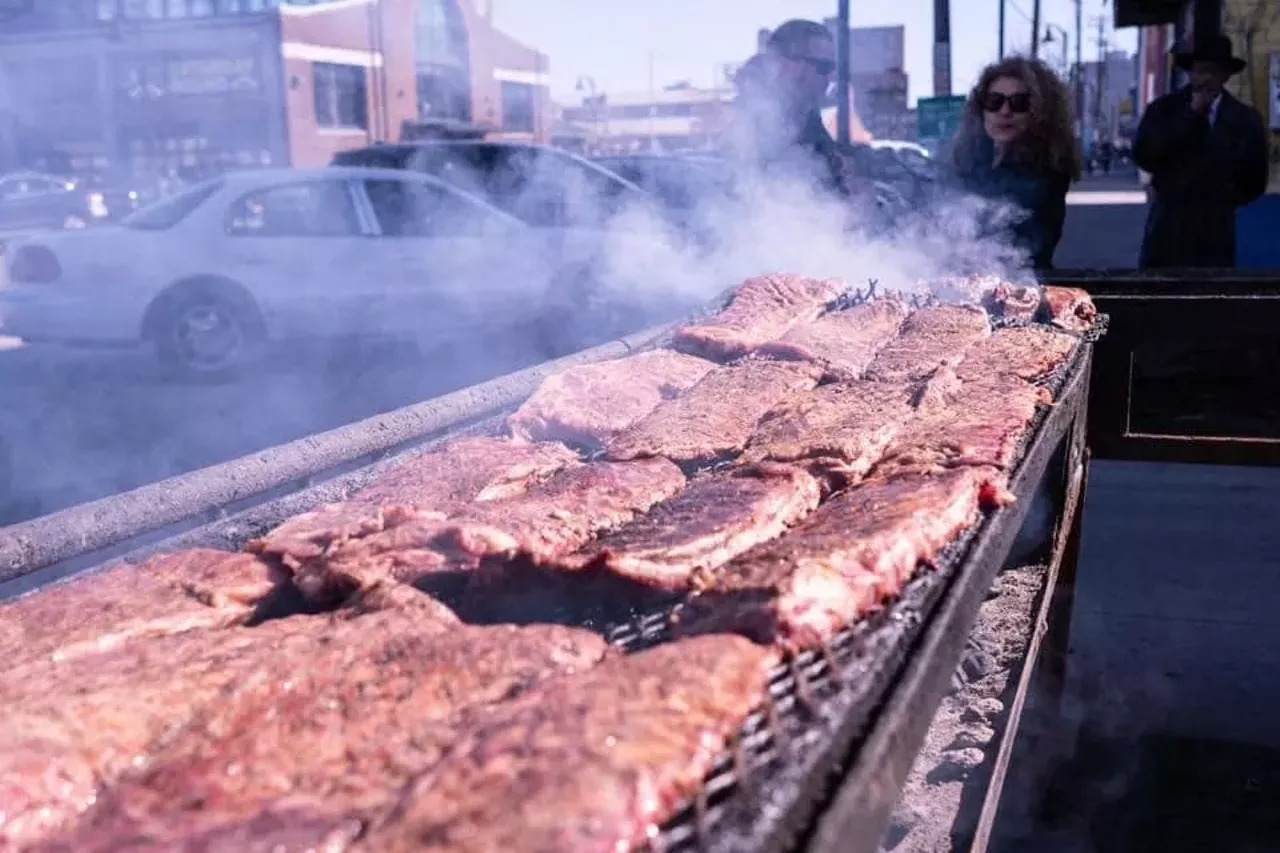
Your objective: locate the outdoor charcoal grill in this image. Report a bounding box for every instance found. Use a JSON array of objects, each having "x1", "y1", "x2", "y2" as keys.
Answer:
[{"x1": 0, "y1": 286, "x2": 1104, "y2": 853}]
